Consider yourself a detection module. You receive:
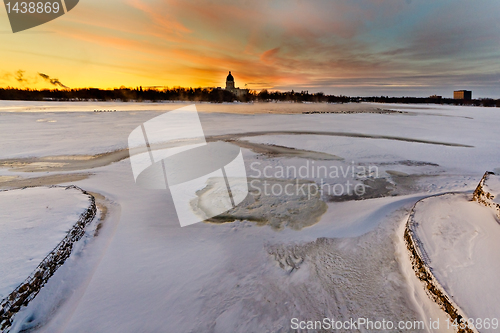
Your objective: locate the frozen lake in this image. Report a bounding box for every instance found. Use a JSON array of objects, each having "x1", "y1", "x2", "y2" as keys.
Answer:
[{"x1": 1, "y1": 101, "x2": 499, "y2": 332}]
